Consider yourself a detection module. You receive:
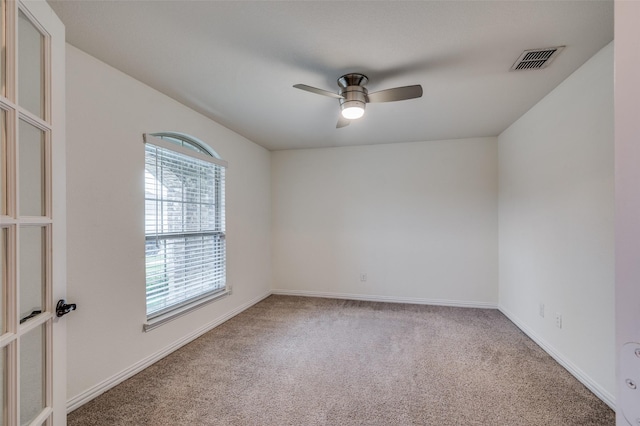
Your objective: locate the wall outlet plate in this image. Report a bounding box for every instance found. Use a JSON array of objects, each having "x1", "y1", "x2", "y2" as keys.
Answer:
[{"x1": 621, "y1": 342, "x2": 640, "y2": 425}]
